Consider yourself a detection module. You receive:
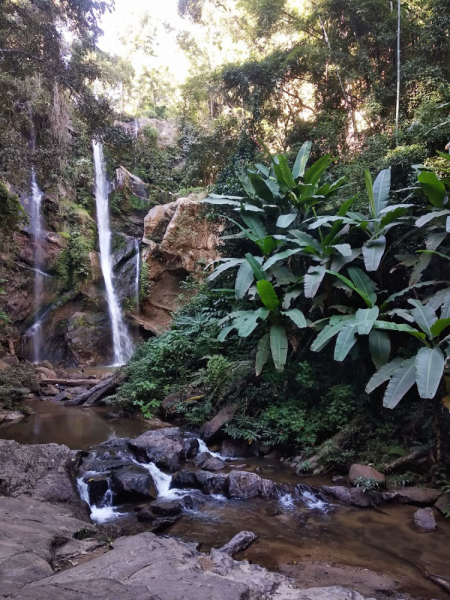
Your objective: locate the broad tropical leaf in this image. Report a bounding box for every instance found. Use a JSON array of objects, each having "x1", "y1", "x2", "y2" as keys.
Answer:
[
  {"x1": 369, "y1": 329, "x2": 391, "y2": 369},
  {"x1": 270, "y1": 324, "x2": 288, "y2": 371},
  {"x1": 200, "y1": 198, "x2": 241, "y2": 207},
  {"x1": 354, "y1": 307, "x2": 379, "y2": 335},
  {"x1": 282, "y1": 288, "x2": 302, "y2": 309},
  {"x1": 372, "y1": 168, "x2": 391, "y2": 216},
  {"x1": 207, "y1": 259, "x2": 243, "y2": 281},
  {"x1": 330, "y1": 248, "x2": 360, "y2": 272},
  {"x1": 415, "y1": 346, "x2": 445, "y2": 399},
  {"x1": 245, "y1": 253, "x2": 267, "y2": 281},
  {"x1": 304, "y1": 265, "x2": 326, "y2": 298},
  {"x1": 235, "y1": 259, "x2": 259, "y2": 299},
  {"x1": 218, "y1": 325, "x2": 235, "y2": 341},
  {"x1": 372, "y1": 320, "x2": 426, "y2": 340},
  {"x1": 334, "y1": 324, "x2": 358, "y2": 361},
  {"x1": 418, "y1": 171, "x2": 447, "y2": 207},
  {"x1": 332, "y1": 244, "x2": 352, "y2": 256},
  {"x1": 292, "y1": 141, "x2": 312, "y2": 179},
  {"x1": 311, "y1": 315, "x2": 355, "y2": 352},
  {"x1": 365, "y1": 357, "x2": 403, "y2": 393},
  {"x1": 380, "y1": 281, "x2": 437, "y2": 310},
  {"x1": 241, "y1": 214, "x2": 267, "y2": 240},
  {"x1": 282, "y1": 309, "x2": 307, "y2": 328},
  {"x1": 383, "y1": 358, "x2": 416, "y2": 409},
  {"x1": 408, "y1": 299, "x2": 437, "y2": 338},
  {"x1": 263, "y1": 248, "x2": 303, "y2": 271},
  {"x1": 362, "y1": 236, "x2": 386, "y2": 271},
  {"x1": 415, "y1": 209, "x2": 450, "y2": 228},
  {"x1": 348, "y1": 268, "x2": 377, "y2": 304},
  {"x1": 304, "y1": 154, "x2": 333, "y2": 186},
  {"x1": 276, "y1": 213, "x2": 298, "y2": 228},
  {"x1": 257, "y1": 280, "x2": 279, "y2": 311},
  {"x1": 326, "y1": 270, "x2": 373, "y2": 307},
  {"x1": 430, "y1": 318, "x2": 450, "y2": 338},
  {"x1": 255, "y1": 333, "x2": 270, "y2": 375}
]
